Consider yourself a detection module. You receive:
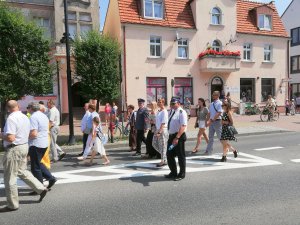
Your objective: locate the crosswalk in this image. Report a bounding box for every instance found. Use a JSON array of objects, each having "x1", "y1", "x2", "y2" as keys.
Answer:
[{"x1": 0, "y1": 152, "x2": 282, "y2": 189}]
